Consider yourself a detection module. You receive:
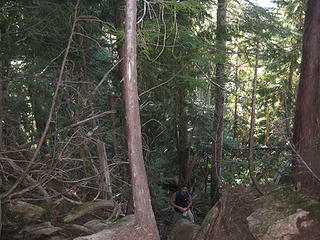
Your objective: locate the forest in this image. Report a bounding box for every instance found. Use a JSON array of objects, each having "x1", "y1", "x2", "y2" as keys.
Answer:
[{"x1": 1, "y1": 0, "x2": 320, "y2": 239}]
